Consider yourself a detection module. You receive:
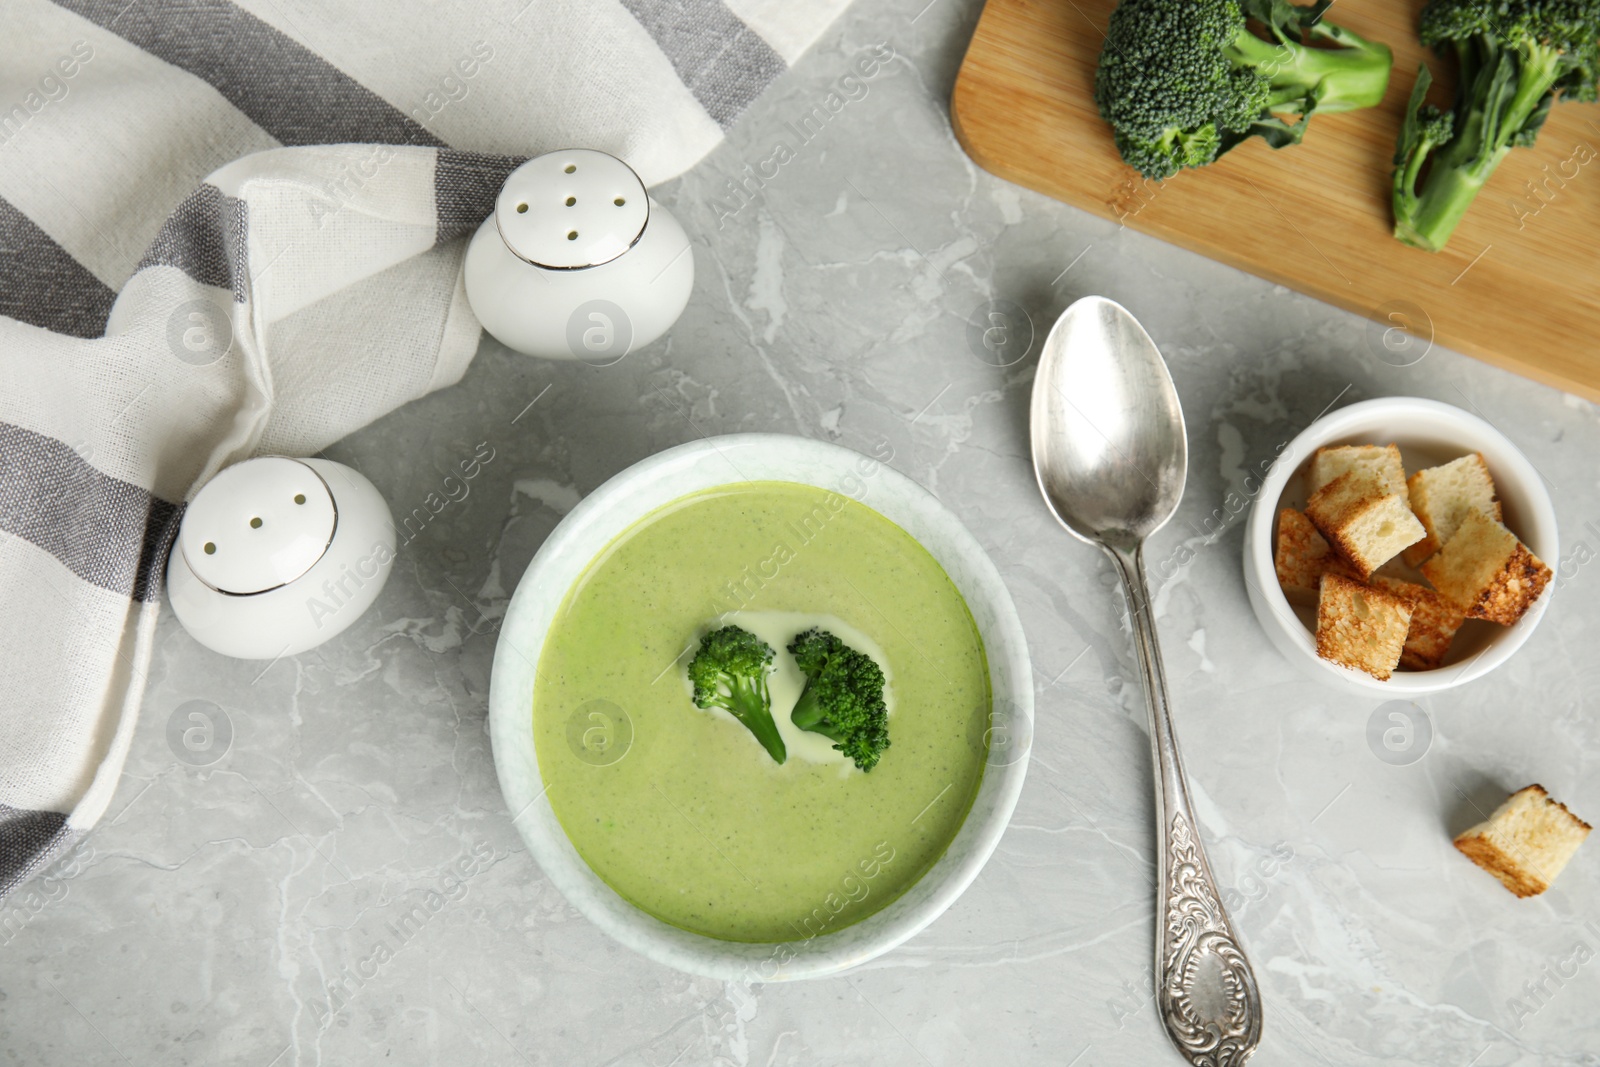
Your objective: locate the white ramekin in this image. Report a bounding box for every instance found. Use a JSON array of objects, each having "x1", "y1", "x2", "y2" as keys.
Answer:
[{"x1": 1242, "y1": 396, "x2": 1557, "y2": 696}]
